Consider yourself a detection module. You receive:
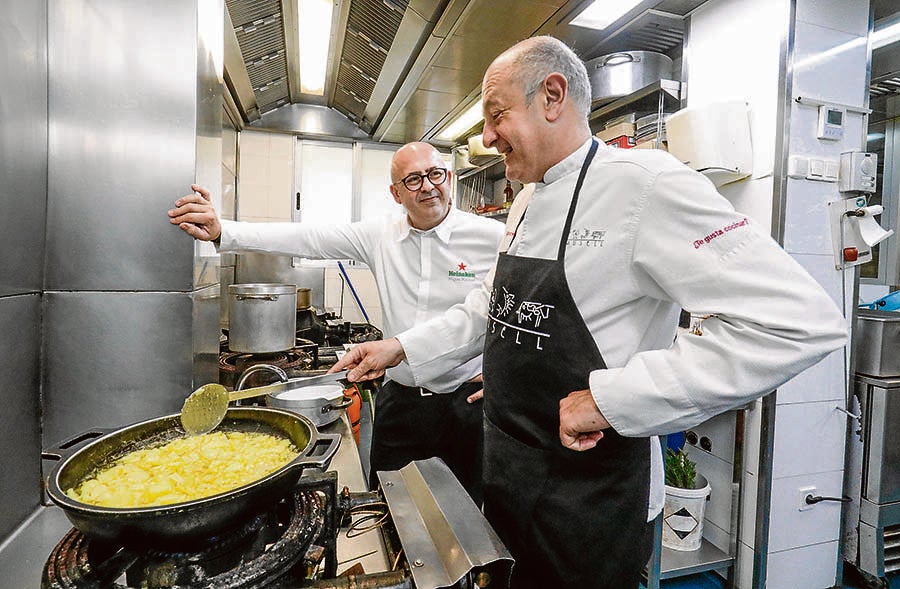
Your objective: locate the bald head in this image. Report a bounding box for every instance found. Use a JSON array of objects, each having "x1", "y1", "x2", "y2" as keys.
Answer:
[
  {"x1": 390, "y1": 142, "x2": 444, "y2": 183},
  {"x1": 489, "y1": 36, "x2": 592, "y2": 118}
]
